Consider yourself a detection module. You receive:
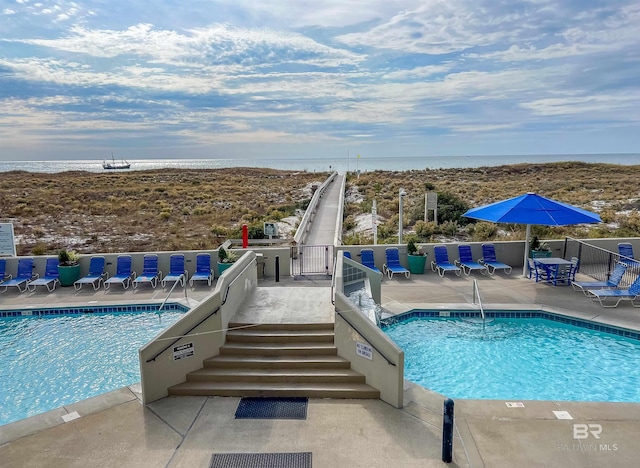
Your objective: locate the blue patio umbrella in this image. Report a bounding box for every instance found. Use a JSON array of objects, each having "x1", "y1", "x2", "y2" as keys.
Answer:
[{"x1": 463, "y1": 193, "x2": 602, "y2": 276}]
